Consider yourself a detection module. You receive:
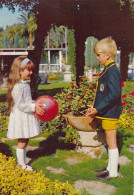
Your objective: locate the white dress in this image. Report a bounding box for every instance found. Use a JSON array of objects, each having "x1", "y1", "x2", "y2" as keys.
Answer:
[{"x1": 7, "y1": 80, "x2": 41, "y2": 139}]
